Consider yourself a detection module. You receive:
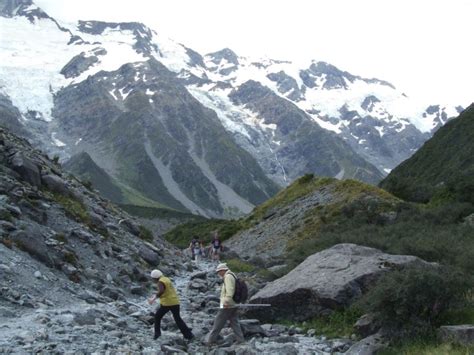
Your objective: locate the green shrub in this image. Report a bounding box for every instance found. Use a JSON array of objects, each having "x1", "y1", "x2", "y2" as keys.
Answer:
[
  {"x1": 0, "y1": 209, "x2": 13, "y2": 222},
  {"x1": 225, "y1": 258, "x2": 255, "y2": 273},
  {"x1": 81, "y1": 179, "x2": 93, "y2": 191},
  {"x1": 54, "y1": 233, "x2": 67, "y2": 243},
  {"x1": 297, "y1": 173, "x2": 314, "y2": 184},
  {"x1": 281, "y1": 308, "x2": 362, "y2": 339},
  {"x1": 63, "y1": 251, "x2": 78, "y2": 266},
  {"x1": 51, "y1": 192, "x2": 90, "y2": 224},
  {"x1": 165, "y1": 219, "x2": 244, "y2": 248},
  {"x1": 138, "y1": 225, "x2": 153, "y2": 242},
  {"x1": 256, "y1": 268, "x2": 278, "y2": 281},
  {"x1": 287, "y1": 202, "x2": 474, "y2": 275},
  {"x1": 356, "y1": 266, "x2": 471, "y2": 336}
]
